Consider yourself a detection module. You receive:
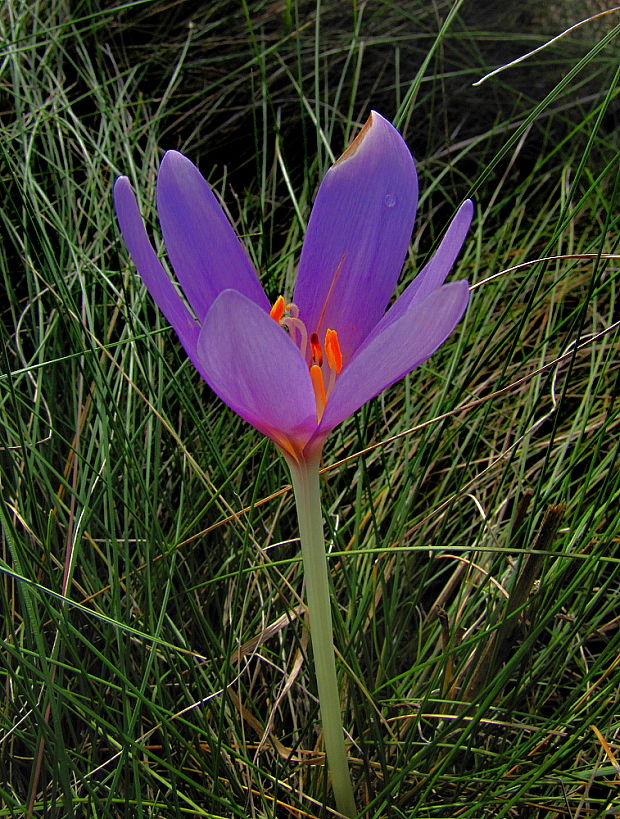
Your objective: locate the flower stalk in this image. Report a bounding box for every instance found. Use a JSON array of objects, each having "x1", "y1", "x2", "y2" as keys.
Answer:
[{"x1": 286, "y1": 454, "x2": 357, "y2": 818}]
